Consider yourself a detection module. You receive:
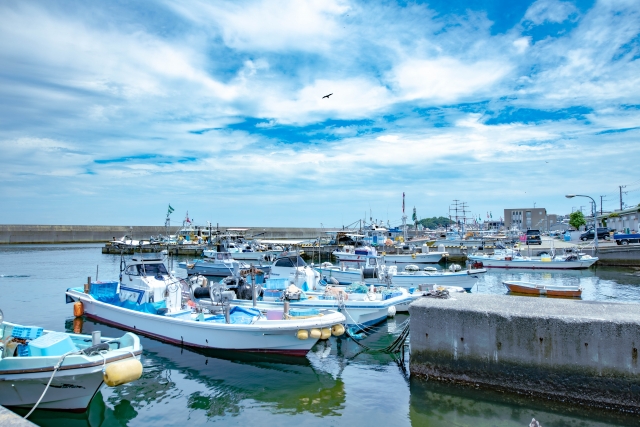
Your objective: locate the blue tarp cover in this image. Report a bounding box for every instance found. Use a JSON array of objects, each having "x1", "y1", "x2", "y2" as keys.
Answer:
[
  {"x1": 206, "y1": 306, "x2": 261, "y2": 324},
  {"x1": 97, "y1": 295, "x2": 167, "y2": 314}
]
